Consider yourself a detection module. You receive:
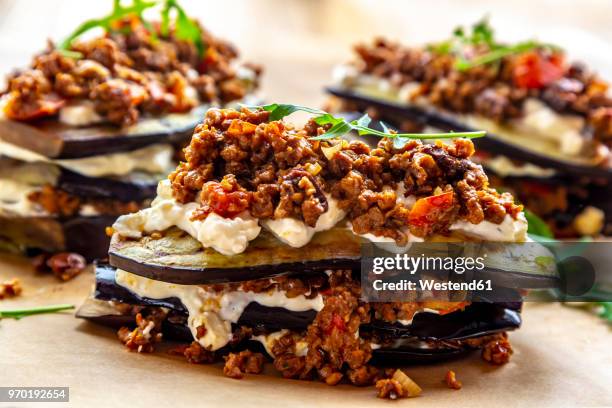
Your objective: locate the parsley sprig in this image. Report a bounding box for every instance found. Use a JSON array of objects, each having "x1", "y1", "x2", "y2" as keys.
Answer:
[
  {"x1": 0, "y1": 304, "x2": 74, "y2": 320},
  {"x1": 431, "y1": 17, "x2": 558, "y2": 71},
  {"x1": 58, "y1": 0, "x2": 204, "y2": 57},
  {"x1": 256, "y1": 103, "x2": 485, "y2": 147}
]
